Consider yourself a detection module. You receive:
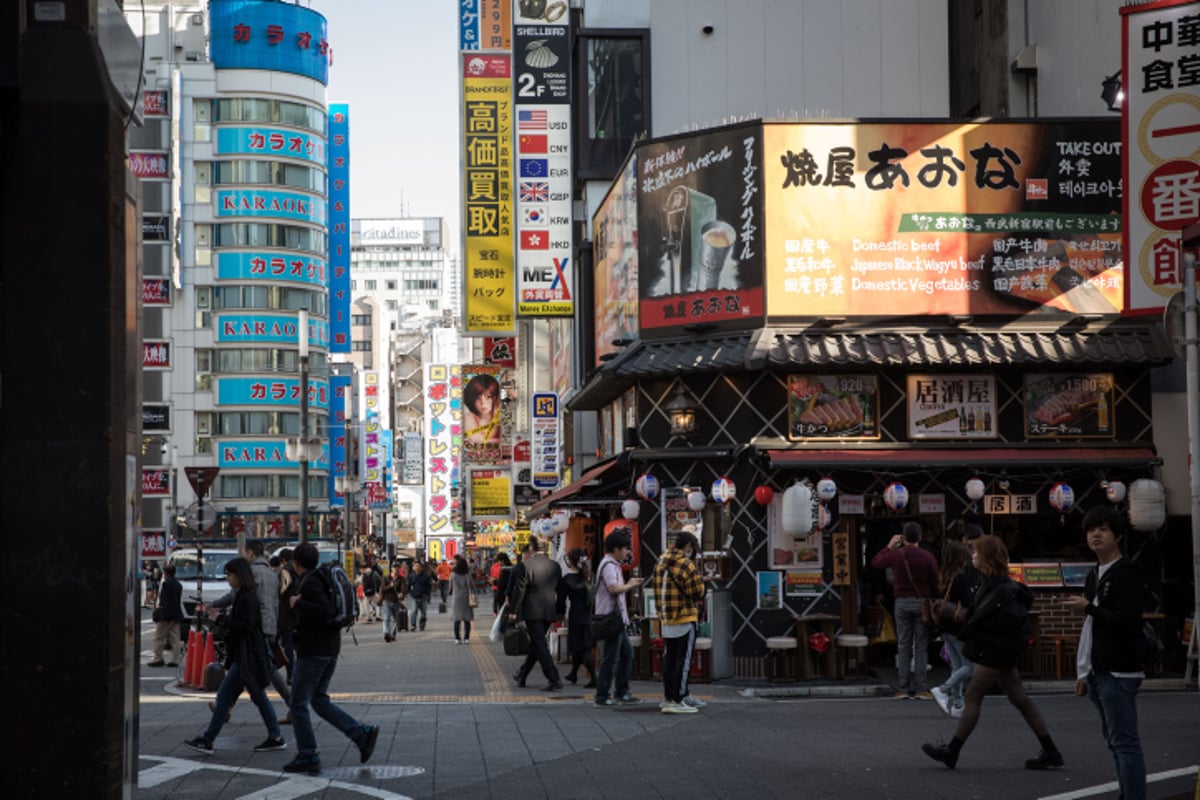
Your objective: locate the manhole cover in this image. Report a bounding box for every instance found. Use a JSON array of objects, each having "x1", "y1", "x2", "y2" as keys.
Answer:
[{"x1": 318, "y1": 765, "x2": 426, "y2": 780}]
